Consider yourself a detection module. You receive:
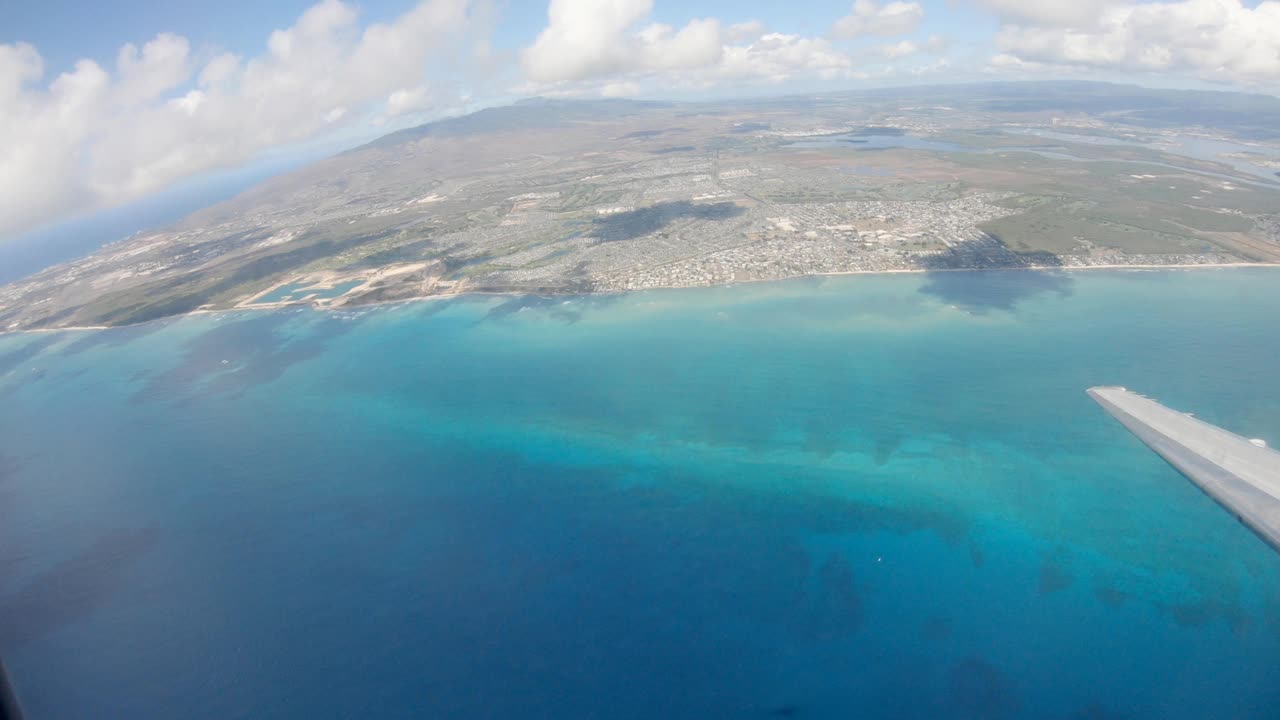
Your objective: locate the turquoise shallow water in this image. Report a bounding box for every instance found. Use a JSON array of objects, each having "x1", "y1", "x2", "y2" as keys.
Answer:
[{"x1": 1, "y1": 268, "x2": 1279, "y2": 719}]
